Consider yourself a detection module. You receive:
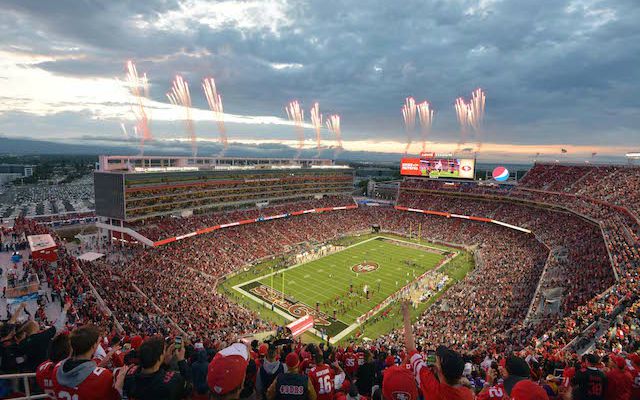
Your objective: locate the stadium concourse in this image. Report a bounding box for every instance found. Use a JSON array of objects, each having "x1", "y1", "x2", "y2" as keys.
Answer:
[{"x1": 0, "y1": 164, "x2": 639, "y2": 399}]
